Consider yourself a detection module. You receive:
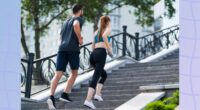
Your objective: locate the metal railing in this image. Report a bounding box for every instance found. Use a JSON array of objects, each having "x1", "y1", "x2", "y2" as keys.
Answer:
[{"x1": 21, "y1": 25, "x2": 179, "y2": 98}]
